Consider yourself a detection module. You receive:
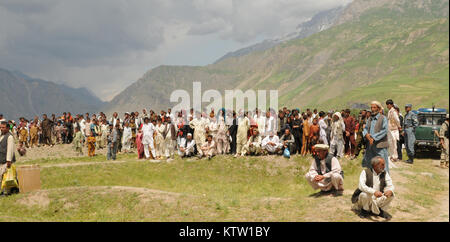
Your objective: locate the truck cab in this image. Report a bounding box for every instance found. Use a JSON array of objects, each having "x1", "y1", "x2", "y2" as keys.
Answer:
[{"x1": 413, "y1": 108, "x2": 447, "y2": 153}]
